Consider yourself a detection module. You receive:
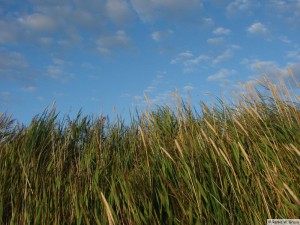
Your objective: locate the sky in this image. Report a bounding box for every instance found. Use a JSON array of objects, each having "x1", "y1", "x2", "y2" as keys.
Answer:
[{"x1": 1, "y1": 0, "x2": 300, "y2": 124}]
